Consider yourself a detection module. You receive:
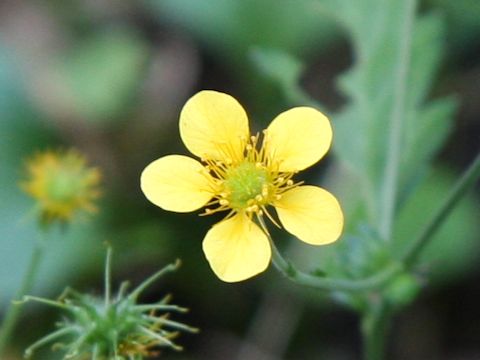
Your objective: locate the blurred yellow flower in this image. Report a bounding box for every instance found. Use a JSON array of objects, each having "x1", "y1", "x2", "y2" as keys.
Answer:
[
  {"x1": 22, "y1": 149, "x2": 101, "y2": 226},
  {"x1": 141, "y1": 90, "x2": 343, "y2": 282}
]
